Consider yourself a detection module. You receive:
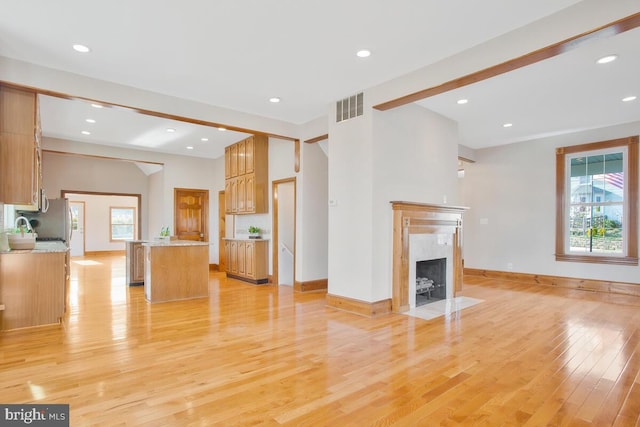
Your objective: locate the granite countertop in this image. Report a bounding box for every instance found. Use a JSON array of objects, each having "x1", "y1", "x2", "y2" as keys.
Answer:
[
  {"x1": 222, "y1": 237, "x2": 270, "y2": 241},
  {"x1": 1, "y1": 241, "x2": 69, "y2": 254},
  {"x1": 142, "y1": 240, "x2": 210, "y2": 247}
]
